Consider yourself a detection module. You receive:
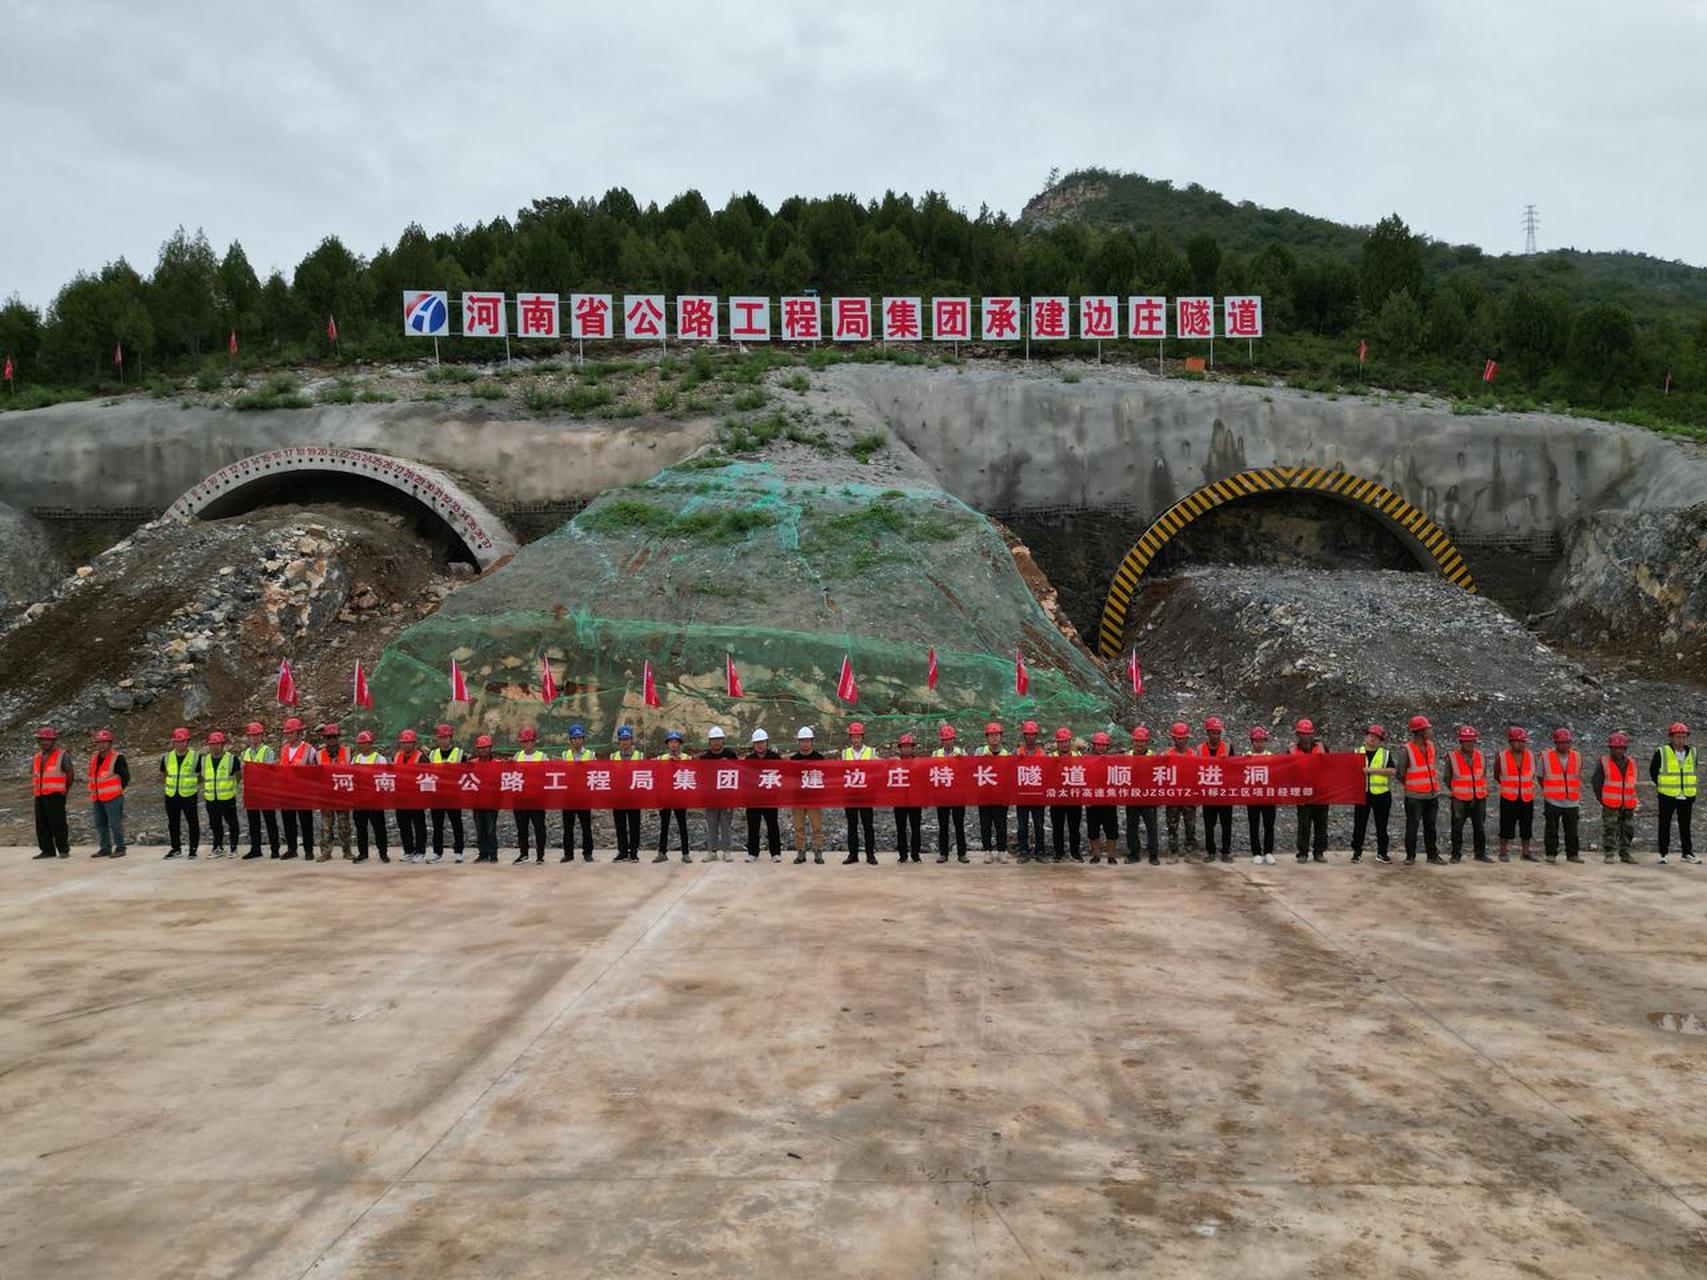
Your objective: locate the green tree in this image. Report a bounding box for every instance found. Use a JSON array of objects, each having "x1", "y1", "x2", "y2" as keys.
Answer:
[
  {"x1": 1501, "y1": 284, "x2": 1572, "y2": 383},
  {"x1": 1293, "y1": 258, "x2": 1358, "y2": 334},
  {"x1": 215, "y1": 241, "x2": 261, "y2": 332},
  {"x1": 1374, "y1": 289, "x2": 1424, "y2": 356},
  {"x1": 150, "y1": 226, "x2": 218, "y2": 357},
  {"x1": 1567, "y1": 303, "x2": 1637, "y2": 403},
  {"x1": 1185, "y1": 234, "x2": 1222, "y2": 295},
  {"x1": 1359, "y1": 214, "x2": 1422, "y2": 313},
  {"x1": 1088, "y1": 228, "x2": 1140, "y2": 295},
  {"x1": 292, "y1": 236, "x2": 371, "y2": 341},
  {"x1": 0, "y1": 294, "x2": 43, "y2": 376},
  {"x1": 1424, "y1": 289, "x2": 1470, "y2": 357}
]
